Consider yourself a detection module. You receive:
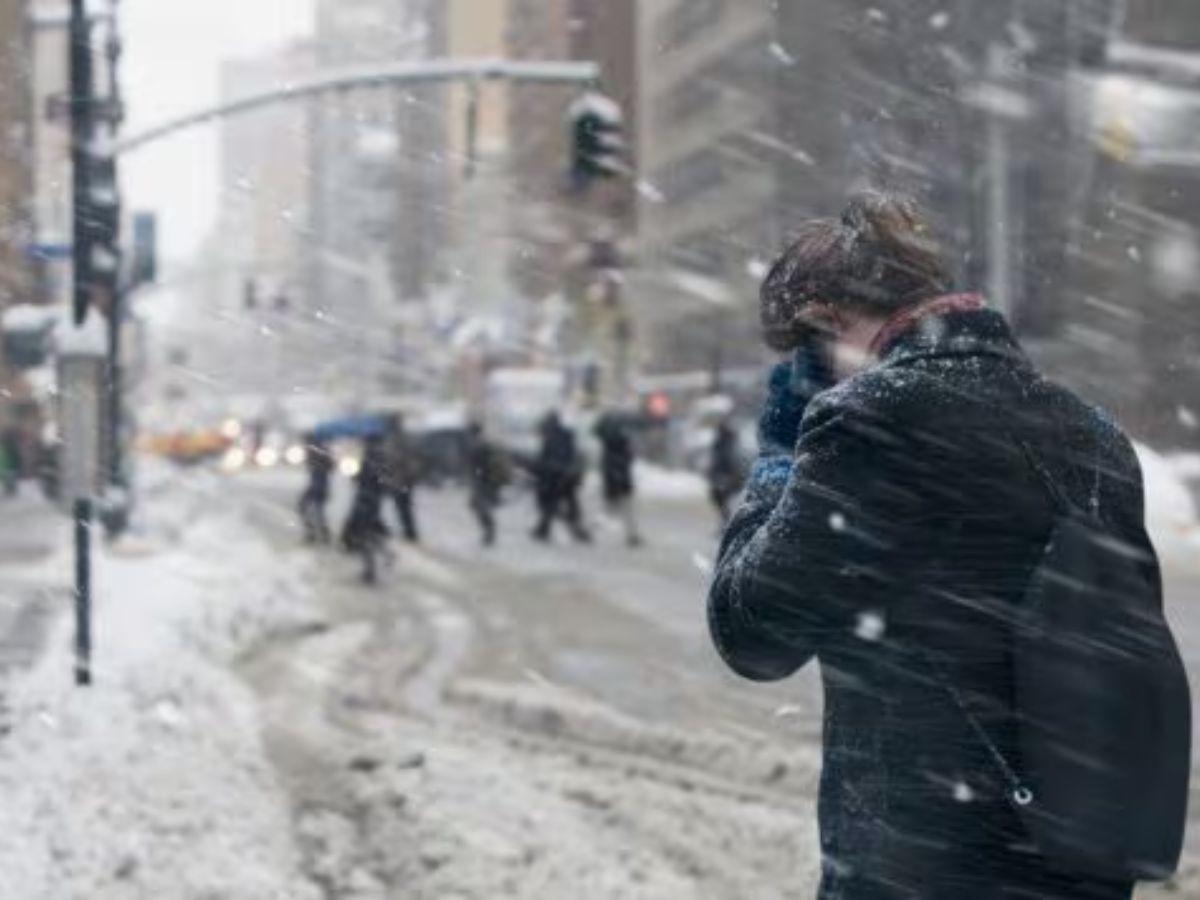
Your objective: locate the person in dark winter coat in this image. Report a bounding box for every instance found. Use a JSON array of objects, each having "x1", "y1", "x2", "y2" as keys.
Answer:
[
  {"x1": 595, "y1": 414, "x2": 642, "y2": 547},
  {"x1": 707, "y1": 419, "x2": 744, "y2": 526},
  {"x1": 709, "y1": 192, "x2": 1147, "y2": 899},
  {"x1": 341, "y1": 435, "x2": 391, "y2": 584},
  {"x1": 298, "y1": 435, "x2": 334, "y2": 544},
  {"x1": 383, "y1": 415, "x2": 421, "y2": 543},
  {"x1": 1, "y1": 426, "x2": 20, "y2": 496},
  {"x1": 465, "y1": 421, "x2": 509, "y2": 546},
  {"x1": 531, "y1": 411, "x2": 591, "y2": 543}
]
